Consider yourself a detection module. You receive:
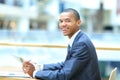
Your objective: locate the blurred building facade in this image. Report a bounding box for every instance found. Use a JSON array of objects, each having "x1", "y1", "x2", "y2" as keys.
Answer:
[{"x1": 0, "y1": 0, "x2": 120, "y2": 33}]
